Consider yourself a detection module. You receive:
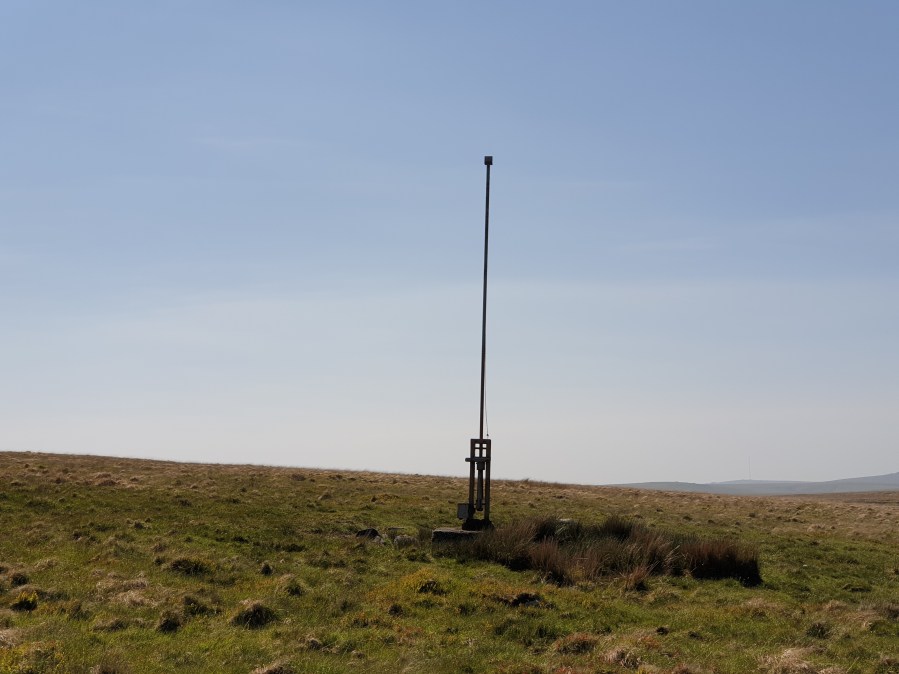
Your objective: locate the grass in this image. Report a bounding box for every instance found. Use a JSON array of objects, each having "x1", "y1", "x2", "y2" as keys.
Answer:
[
  {"x1": 0, "y1": 451, "x2": 897, "y2": 673},
  {"x1": 440, "y1": 515, "x2": 761, "y2": 586}
]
